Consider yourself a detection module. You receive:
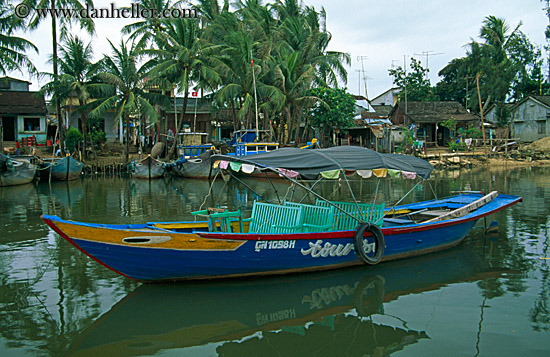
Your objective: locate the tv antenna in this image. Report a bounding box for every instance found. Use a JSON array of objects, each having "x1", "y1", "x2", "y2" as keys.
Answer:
[
  {"x1": 414, "y1": 50, "x2": 444, "y2": 79},
  {"x1": 357, "y1": 55, "x2": 369, "y2": 100}
]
